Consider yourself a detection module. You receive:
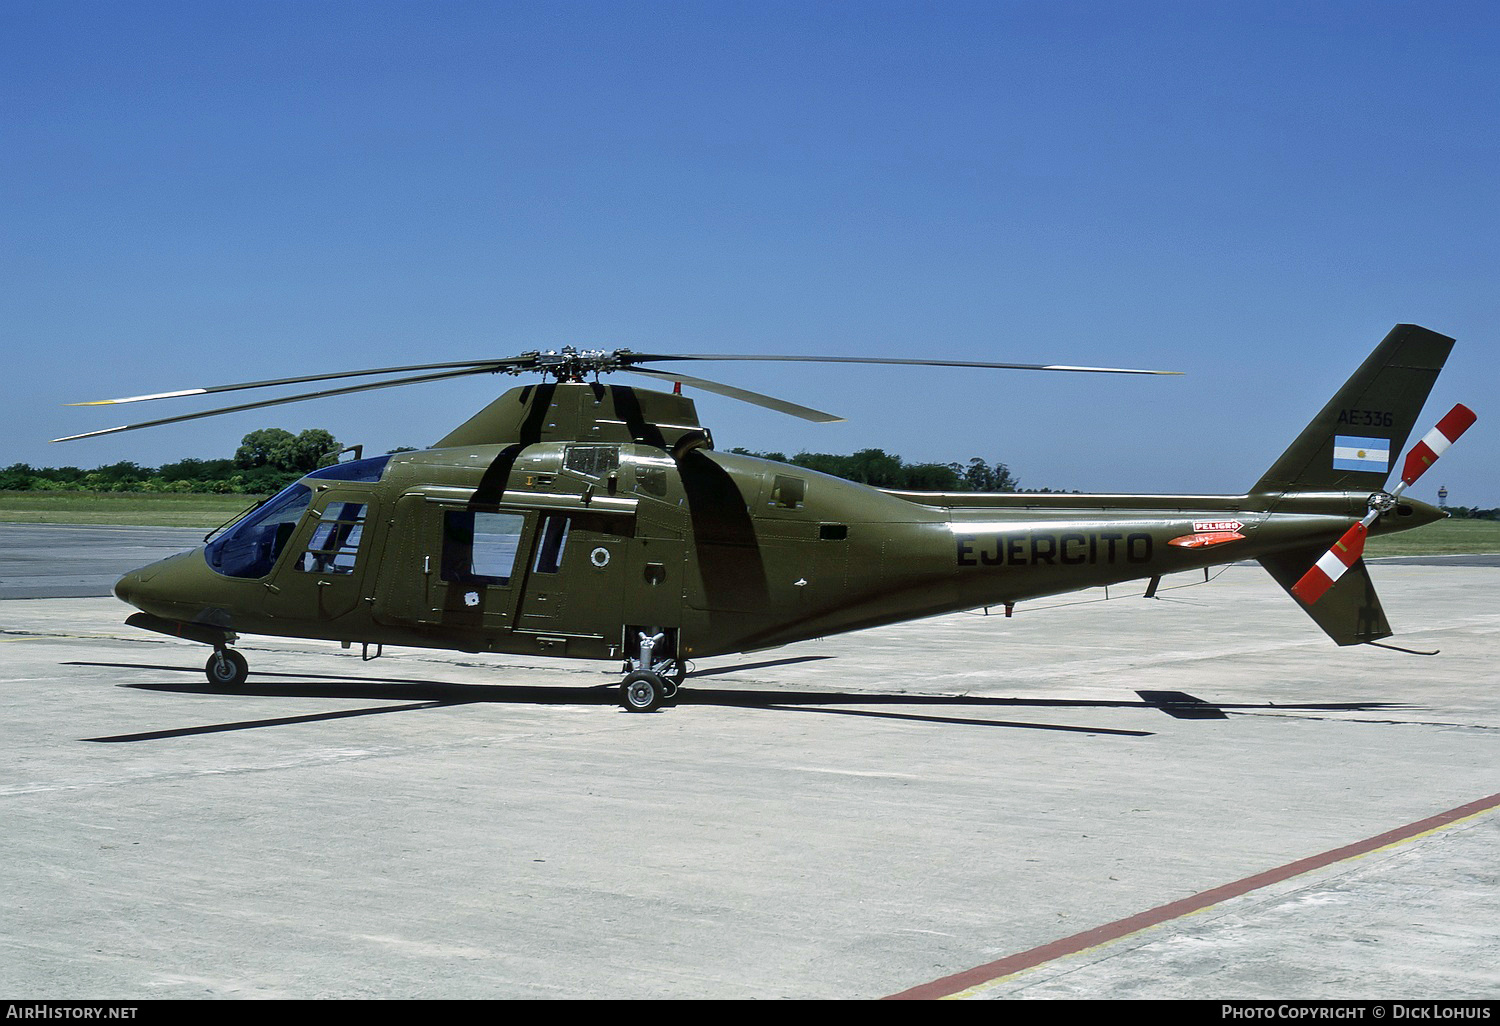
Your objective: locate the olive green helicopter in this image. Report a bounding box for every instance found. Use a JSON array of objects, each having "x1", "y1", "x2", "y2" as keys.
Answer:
[{"x1": 57, "y1": 324, "x2": 1474, "y2": 712}]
